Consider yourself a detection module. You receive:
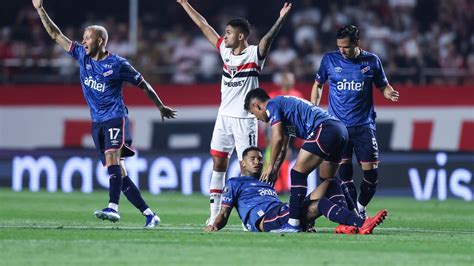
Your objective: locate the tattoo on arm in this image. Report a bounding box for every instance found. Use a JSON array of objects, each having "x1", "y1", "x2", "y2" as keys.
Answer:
[
  {"x1": 258, "y1": 17, "x2": 286, "y2": 58},
  {"x1": 38, "y1": 8, "x2": 62, "y2": 40},
  {"x1": 37, "y1": 8, "x2": 71, "y2": 50}
]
